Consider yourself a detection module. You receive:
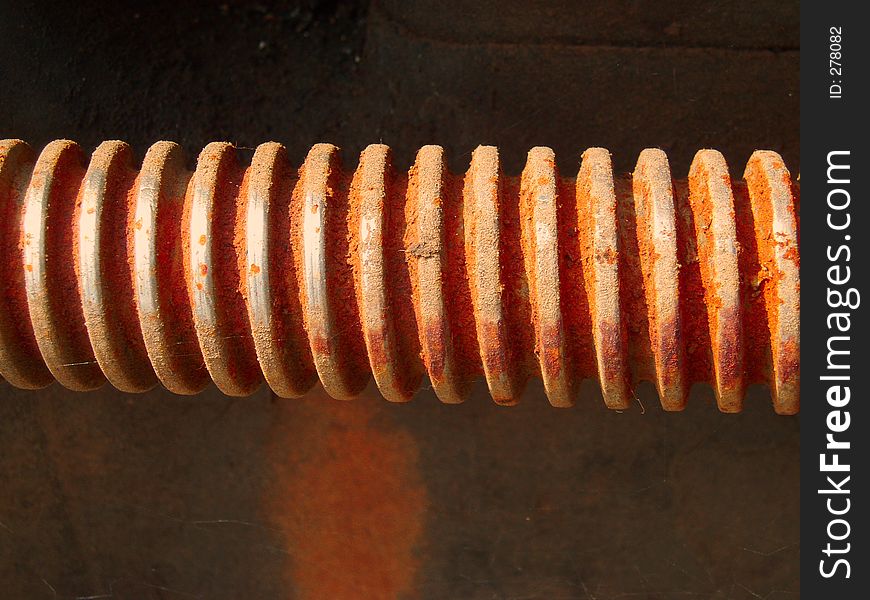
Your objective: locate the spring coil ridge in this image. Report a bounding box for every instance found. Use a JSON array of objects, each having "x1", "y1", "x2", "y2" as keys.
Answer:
[{"x1": 0, "y1": 139, "x2": 799, "y2": 413}]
